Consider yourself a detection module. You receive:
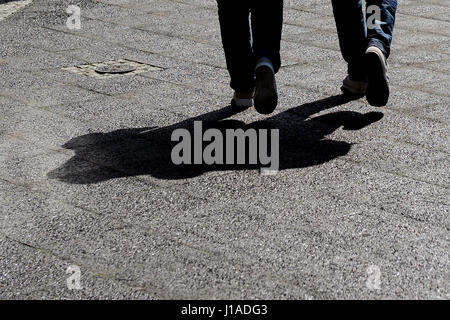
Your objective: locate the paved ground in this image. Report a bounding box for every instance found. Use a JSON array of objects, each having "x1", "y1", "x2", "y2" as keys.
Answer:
[{"x1": 0, "y1": 0, "x2": 448, "y2": 299}]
